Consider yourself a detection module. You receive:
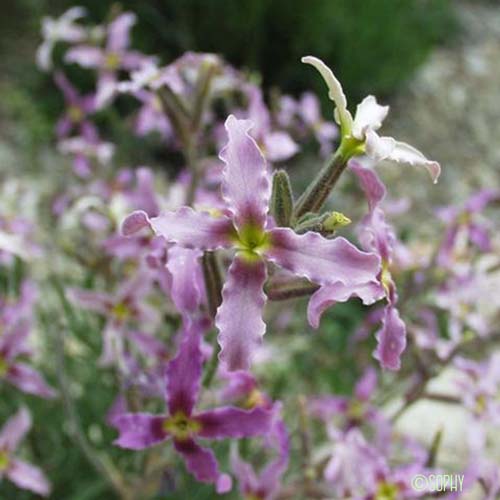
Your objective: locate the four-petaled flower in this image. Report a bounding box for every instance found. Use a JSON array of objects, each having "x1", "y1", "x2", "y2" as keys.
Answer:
[
  {"x1": 113, "y1": 320, "x2": 273, "y2": 493},
  {"x1": 0, "y1": 408, "x2": 51, "y2": 496},
  {"x1": 123, "y1": 115, "x2": 381, "y2": 371}
]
